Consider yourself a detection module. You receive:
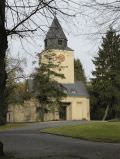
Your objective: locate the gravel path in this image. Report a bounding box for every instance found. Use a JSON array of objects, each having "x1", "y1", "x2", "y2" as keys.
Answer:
[{"x1": 0, "y1": 121, "x2": 120, "y2": 159}]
